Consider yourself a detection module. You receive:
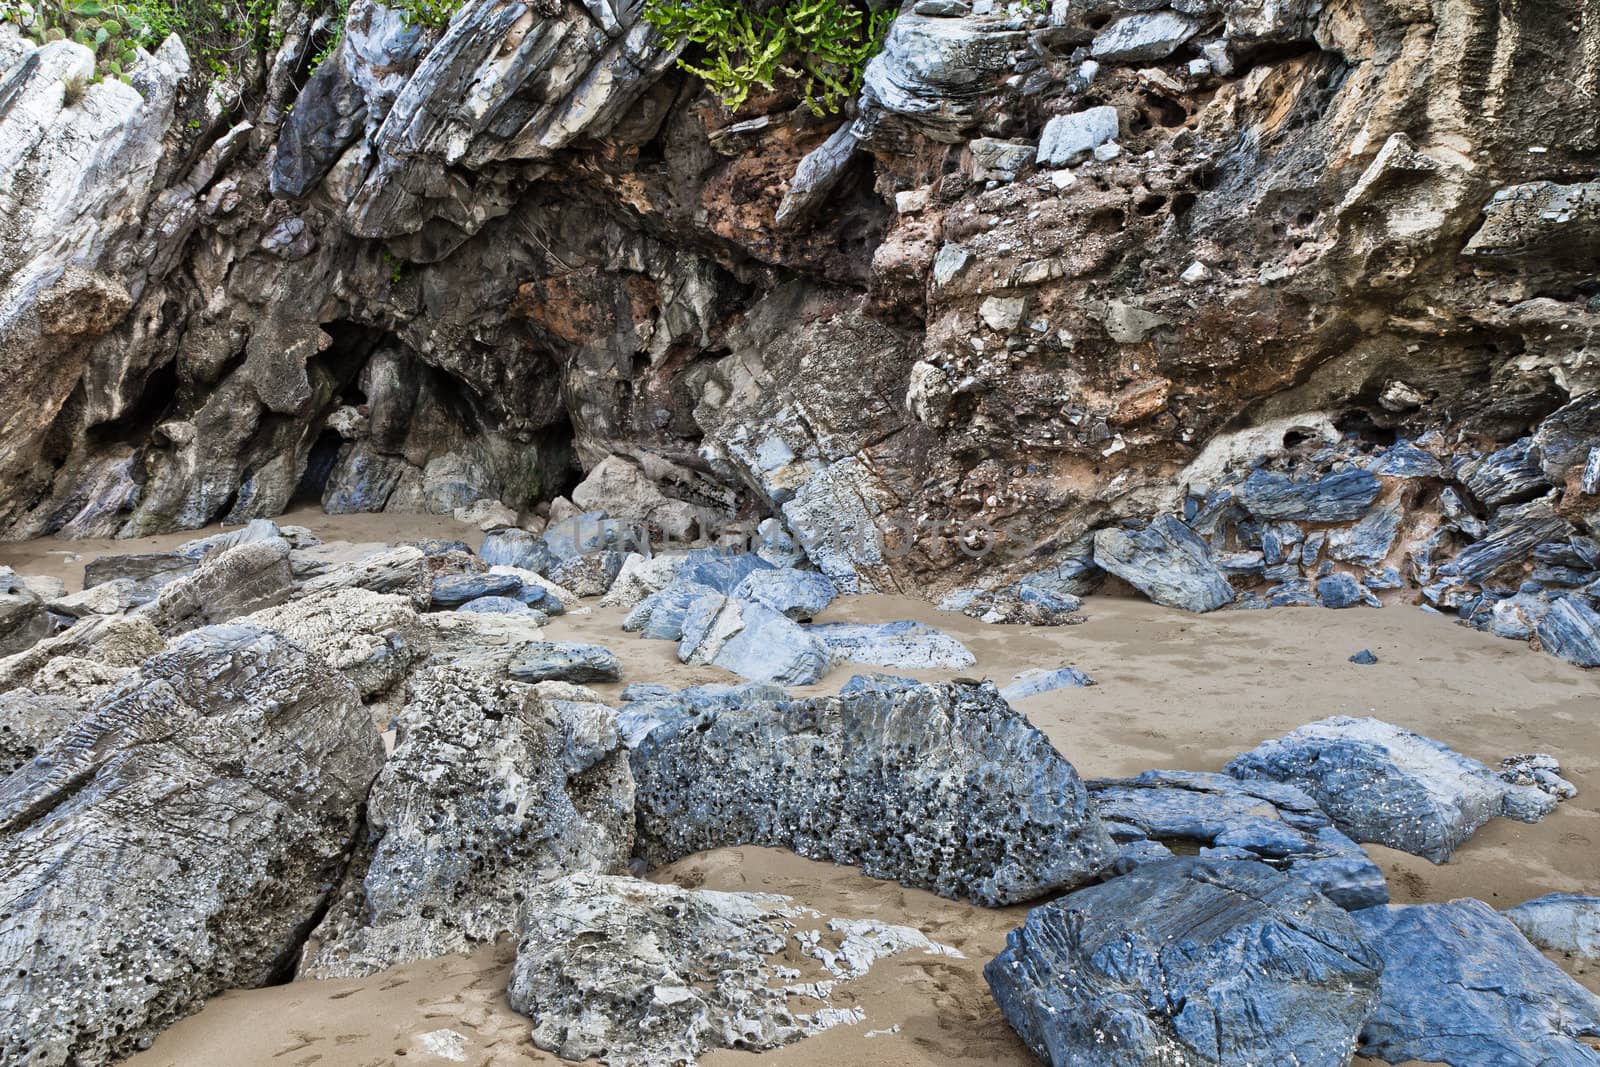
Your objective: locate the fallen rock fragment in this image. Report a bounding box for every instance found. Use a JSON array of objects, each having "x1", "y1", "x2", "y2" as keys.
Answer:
[
  {"x1": 245, "y1": 588, "x2": 427, "y2": 697},
  {"x1": 1503, "y1": 893, "x2": 1600, "y2": 960},
  {"x1": 1088, "y1": 770, "x2": 1388, "y2": 909},
  {"x1": 140, "y1": 537, "x2": 294, "y2": 634},
  {"x1": 1226, "y1": 716, "x2": 1564, "y2": 862},
  {"x1": 300, "y1": 666, "x2": 633, "y2": 978},
  {"x1": 678, "y1": 594, "x2": 833, "y2": 685},
  {"x1": 986, "y1": 858, "x2": 1383, "y2": 1066},
  {"x1": 1353, "y1": 900, "x2": 1600, "y2": 1066},
  {"x1": 1093, "y1": 515, "x2": 1236, "y2": 612},
  {"x1": 0, "y1": 624, "x2": 382, "y2": 1065},
  {"x1": 507, "y1": 873, "x2": 960, "y2": 1066},
  {"x1": 627, "y1": 677, "x2": 1115, "y2": 905},
  {"x1": 809, "y1": 619, "x2": 975, "y2": 669}
]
